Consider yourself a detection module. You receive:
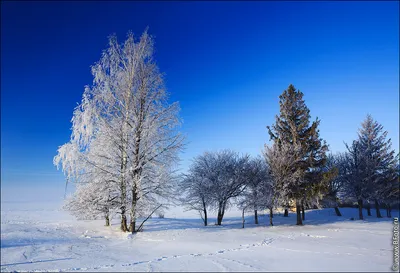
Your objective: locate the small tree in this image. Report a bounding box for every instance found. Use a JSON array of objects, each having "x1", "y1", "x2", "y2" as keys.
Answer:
[
  {"x1": 179, "y1": 172, "x2": 212, "y2": 226},
  {"x1": 186, "y1": 150, "x2": 250, "y2": 226},
  {"x1": 320, "y1": 153, "x2": 344, "y2": 216},
  {"x1": 260, "y1": 169, "x2": 278, "y2": 226},
  {"x1": 210, "y1": 151, "x2": 250, "y2": 225},
  {"x1": 180, "y1": 150, "x2": 249, "y2": 226},
  {"x1": 342, "y1": 141, "x2": 367, "y2": 220},
  {"x1": 380, "y1": 160, "x2": 399, "y2": 218},
  {"x1": 63, "y1": 180, "x2": 119, "y2": 226},
  {"x1": 240, "y1": 157, "x2": 270, "y2": 224}
]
